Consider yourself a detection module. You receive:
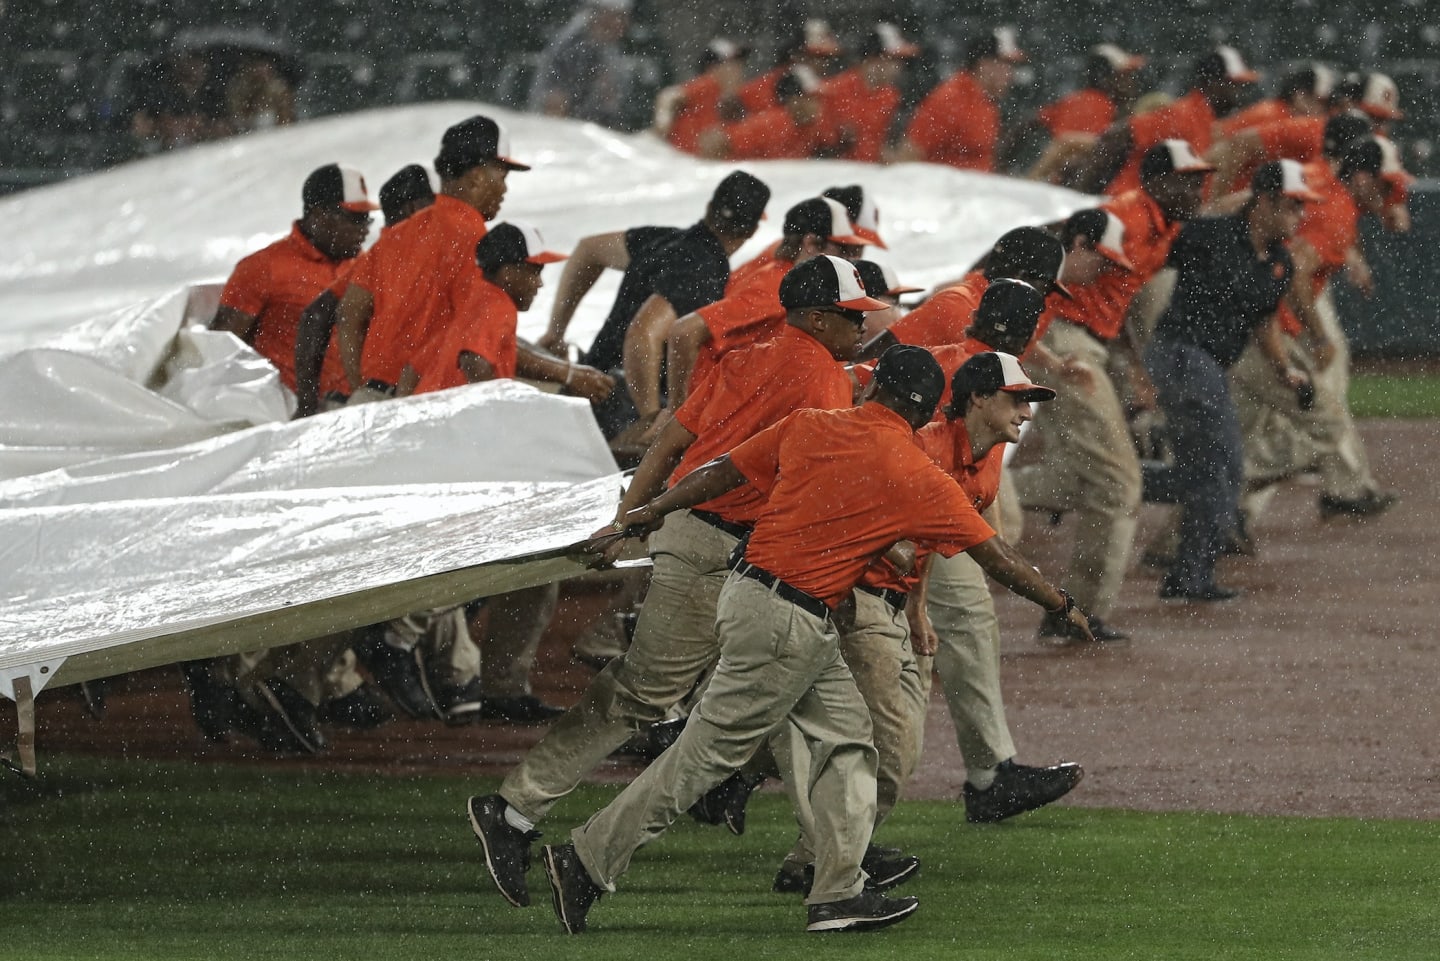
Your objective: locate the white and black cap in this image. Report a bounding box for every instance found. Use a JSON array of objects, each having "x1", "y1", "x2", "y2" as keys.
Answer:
[
  {"x1": 779, "y1": 254, "x2": 889, "y2": 311},
  {"x1": 952, "y1": 351, "x2": 1056, "y2": 403}
]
